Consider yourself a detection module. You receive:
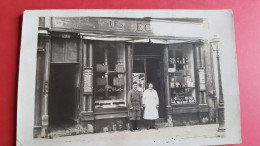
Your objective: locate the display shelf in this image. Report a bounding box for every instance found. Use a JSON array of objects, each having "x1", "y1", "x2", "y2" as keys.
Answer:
[
  {"x1": 107, "y1": 71, "x2": 126, "y2": 74},
  {"x1": 95, "y1": 100, "x2": 126, "y2": 108},
  {"x1": 171, "y1": 87, "x2": 195, "y2": 89},
  {"x1": 95, "y1": 91, "x2": 106, "y2": 93}
]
